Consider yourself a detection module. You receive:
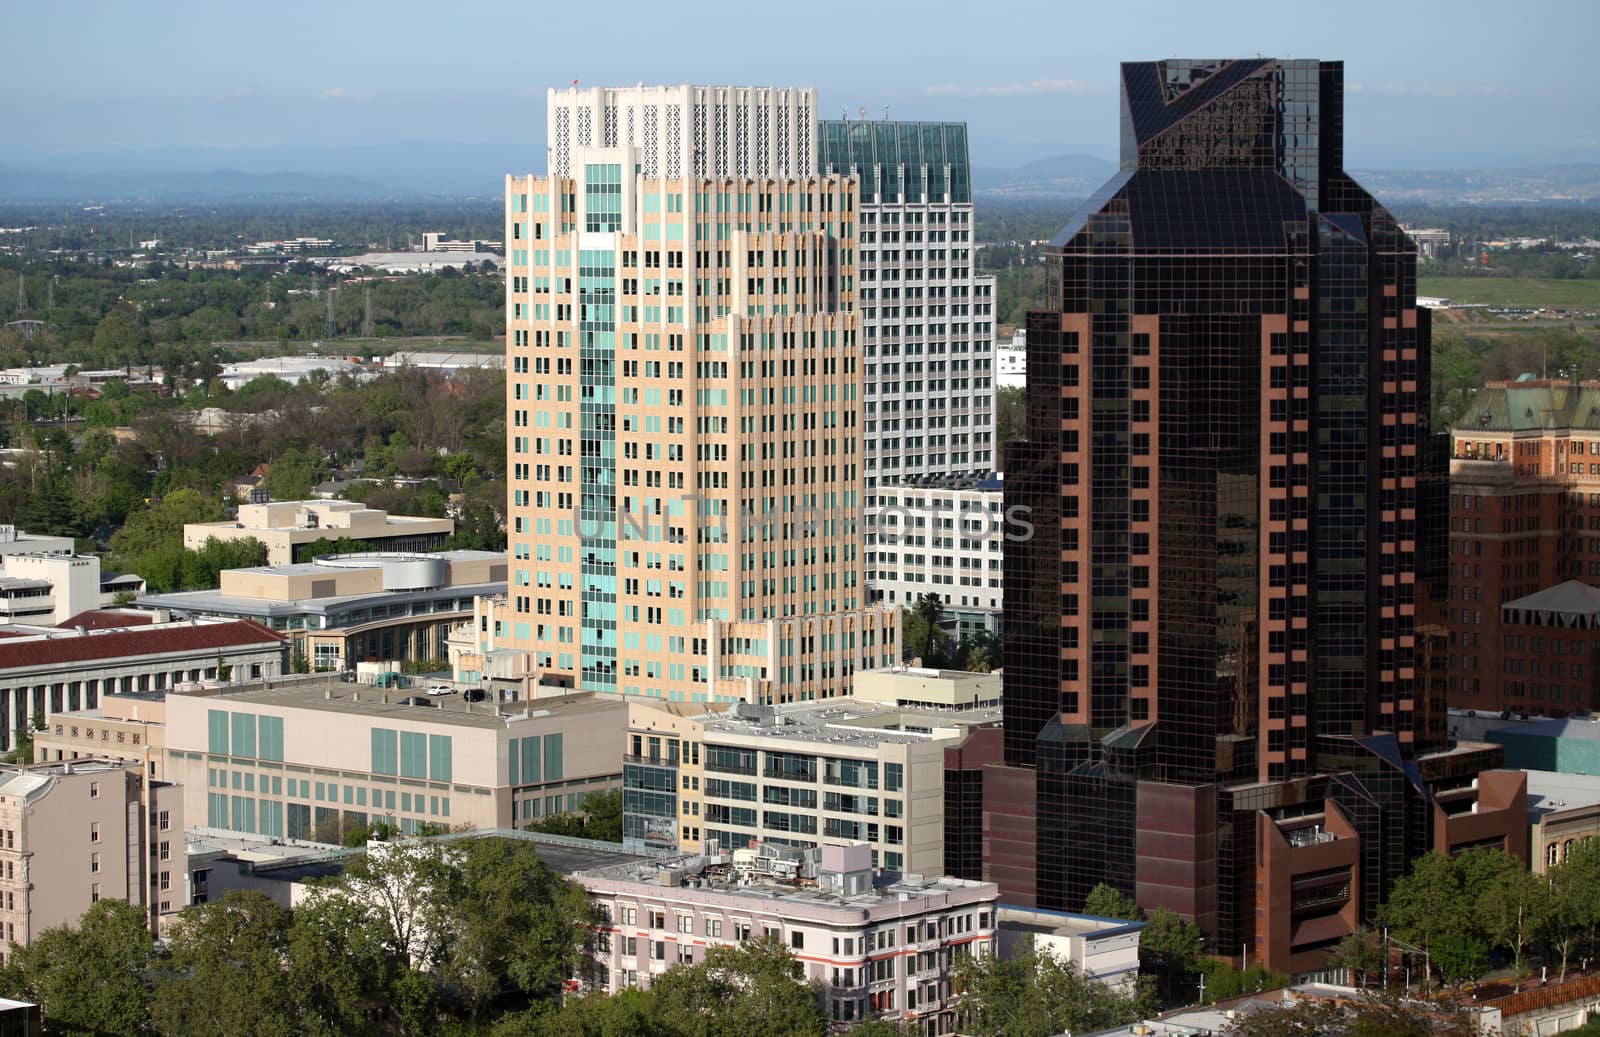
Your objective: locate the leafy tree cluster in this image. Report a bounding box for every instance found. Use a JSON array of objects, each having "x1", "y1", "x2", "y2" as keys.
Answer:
[
  {"x1": 524, "y1": 789, "x2": 623, "y2": 843},
  {"x1": 101, "y1": 490, "x2": 267, "y2": 591},
  {"x1": 1078, "y1": 884, "x2": 1207, "y2": 1006},
  {"x1": 1378, "y1": 843, "x2": 1600, "y2": 990},
  {"x1": 951, "y1": 936, "x2": 1154, "y2": 1037},
  {"x1": 503, "y1": 936, "x2": 829, "y2": 1037},
  {"x1": 901, "y1": 594, "x2": 1002, "y2": 673},
  {"x1": 0, "y1": 836, "x2": 599, "y2": 1037},
  {"x1": 0, "y1": 361, "x2": 506, "y2": 581}
]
